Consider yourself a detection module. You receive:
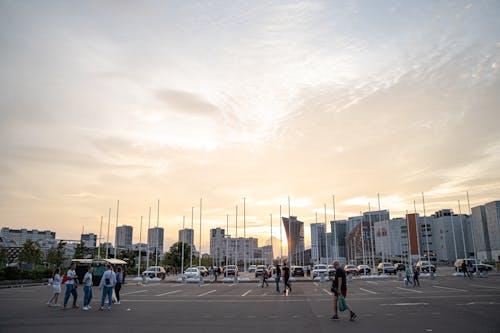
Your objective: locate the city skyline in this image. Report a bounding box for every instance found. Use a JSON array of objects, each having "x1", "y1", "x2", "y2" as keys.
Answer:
[{"x1": 1, "y1": 1, "x2": 499, "y2": 249}]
